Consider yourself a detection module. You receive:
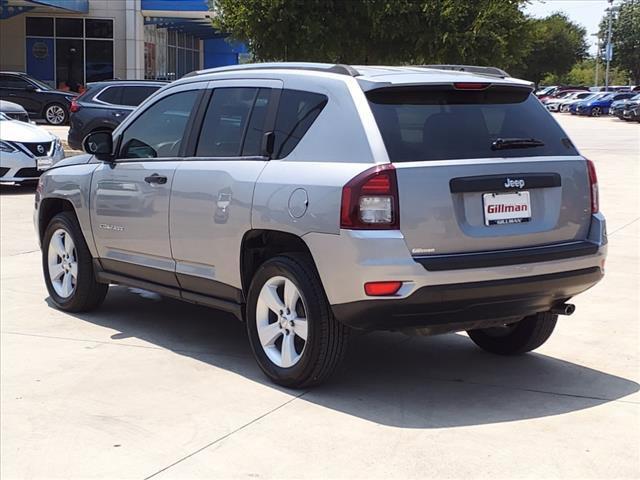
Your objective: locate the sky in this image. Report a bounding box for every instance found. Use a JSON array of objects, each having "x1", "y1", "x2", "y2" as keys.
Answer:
[{"x1": 524, "y1": 0, "x2": 612, "y2": 54}]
